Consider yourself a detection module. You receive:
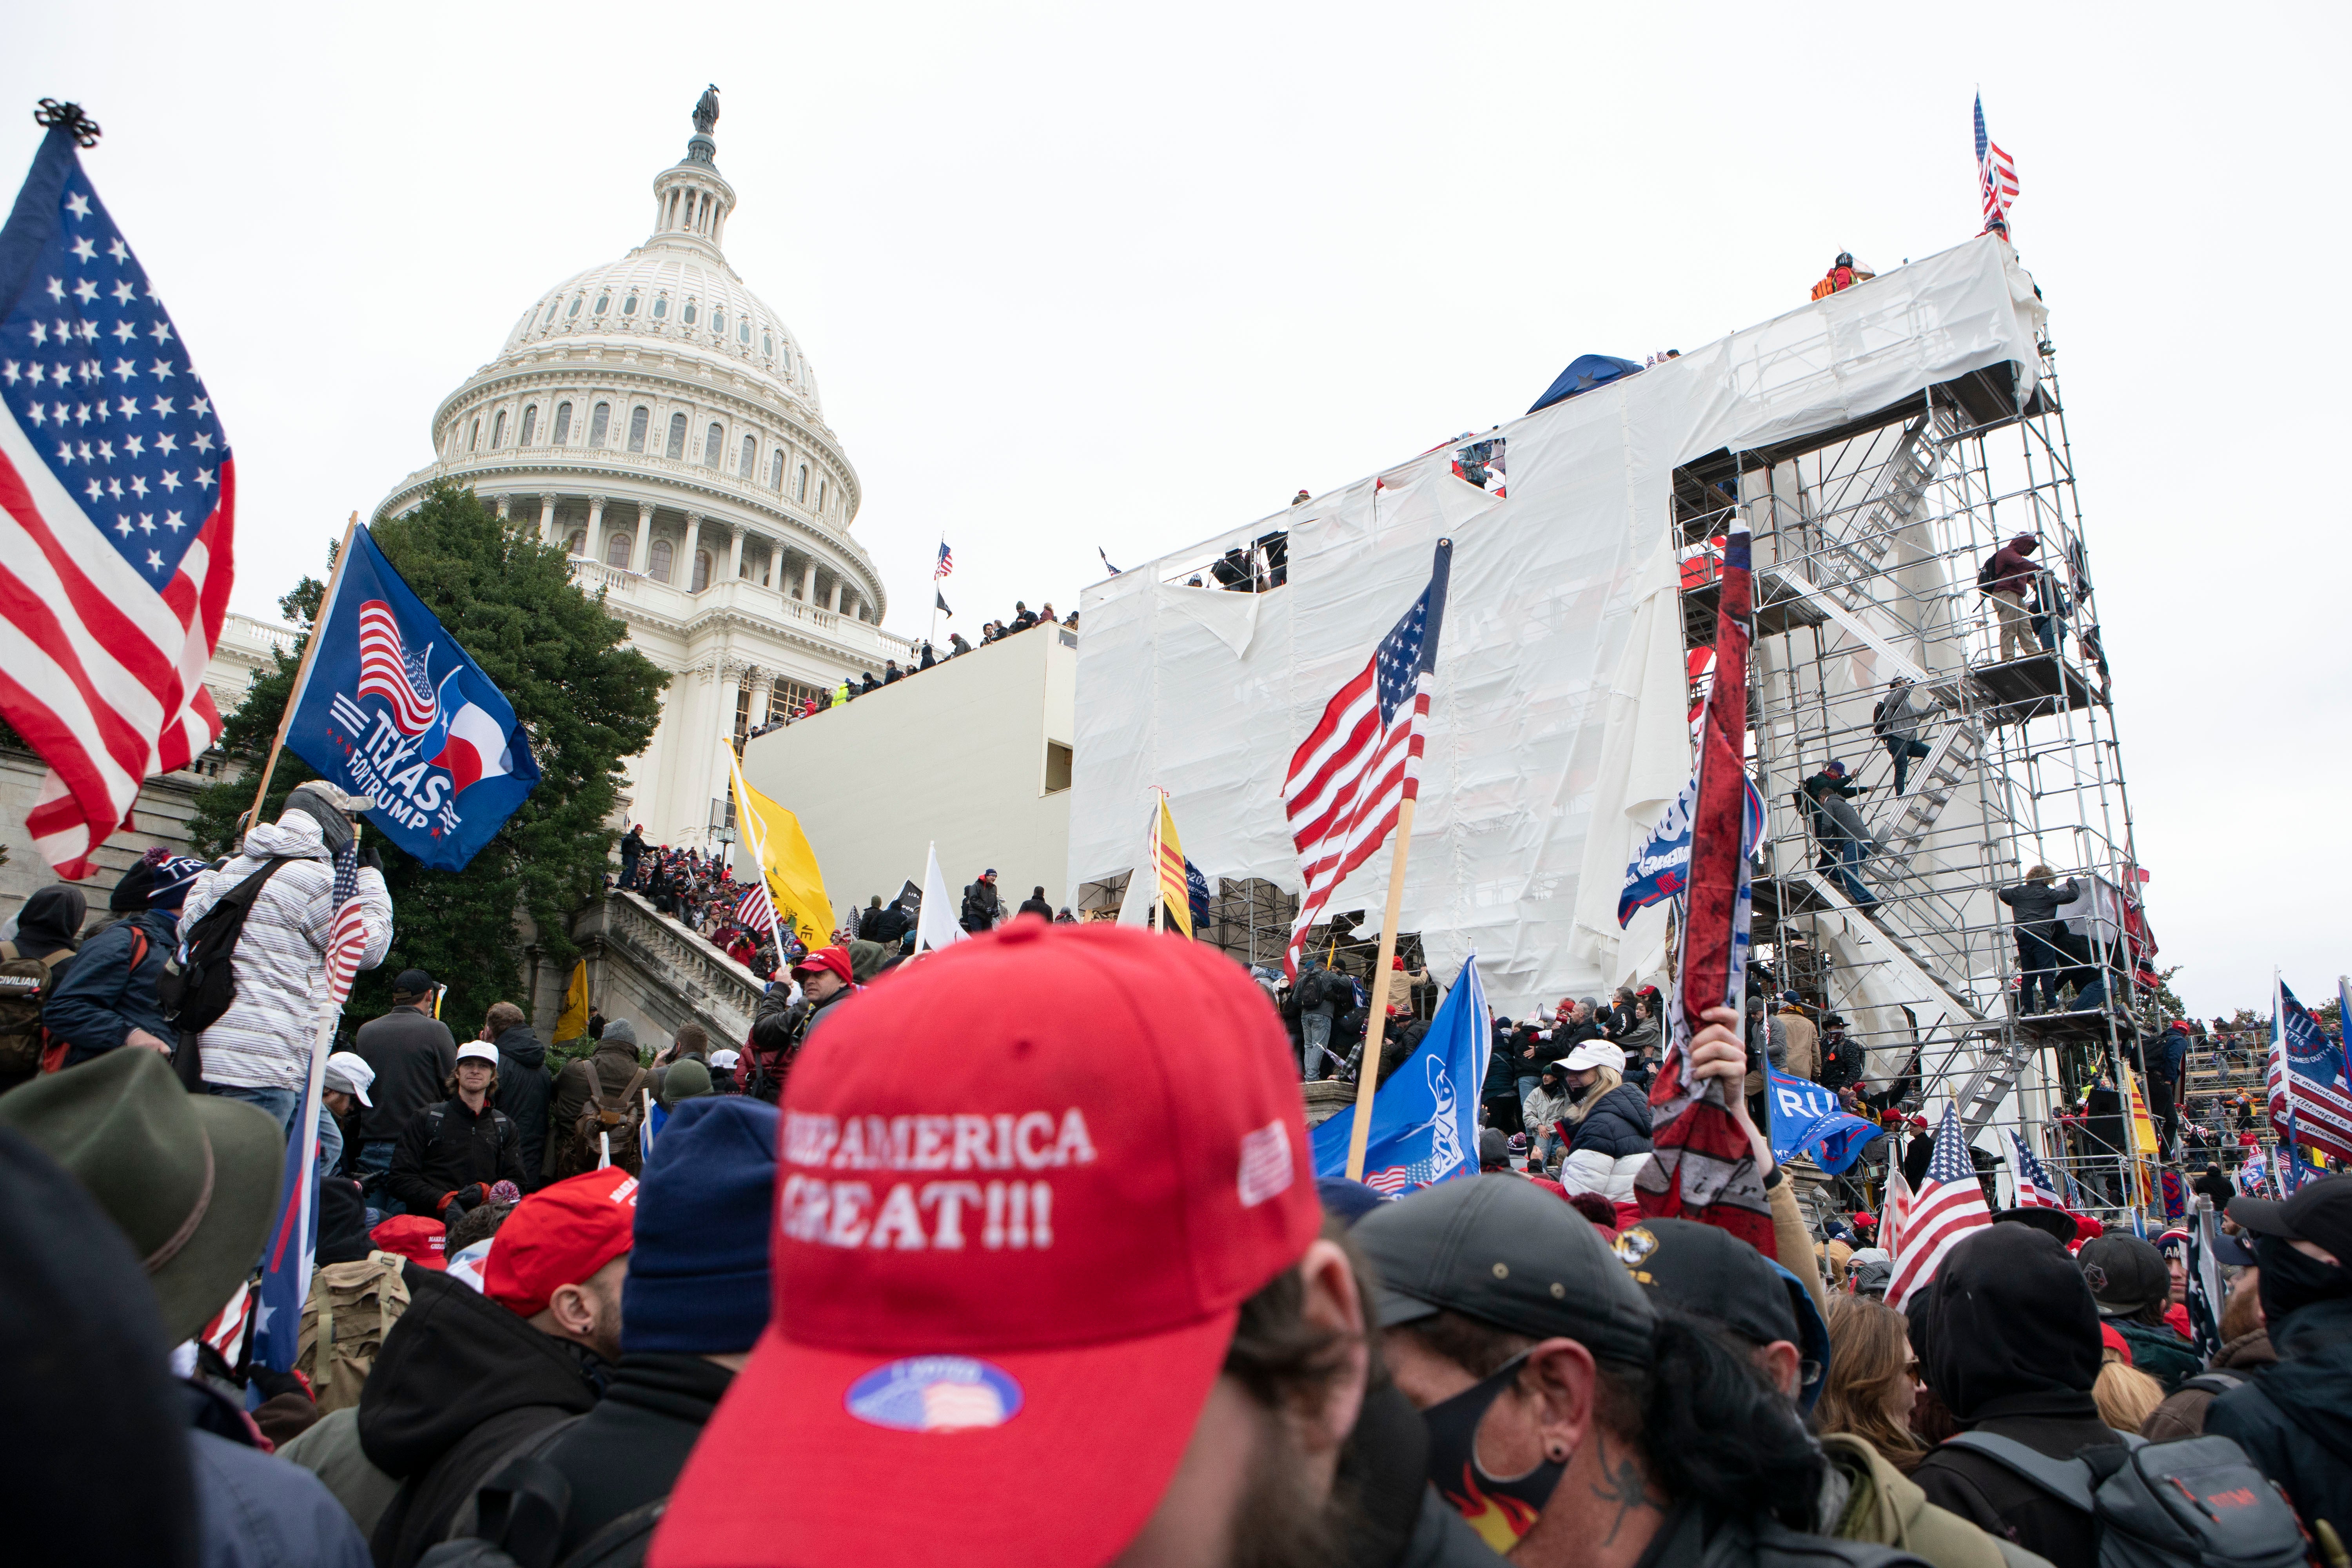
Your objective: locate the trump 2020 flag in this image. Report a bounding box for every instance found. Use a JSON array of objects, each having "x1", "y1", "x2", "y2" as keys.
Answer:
[
  {"x1": 1312, "y1": 954, "x2": 1488, "y2": 1195},
  {"x1": 0, "y1": 107, "x2": 236, "y2": 877},
  {"x1": 1764, "y1": 1069, "x2": 1884, "y2": 1175},
  {"x1": 1619, "y1": 771, "x2": 1767, "y2": 927},
  {"x1": 283, "y1": 526, "x2": 538, "y2": 870}
]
